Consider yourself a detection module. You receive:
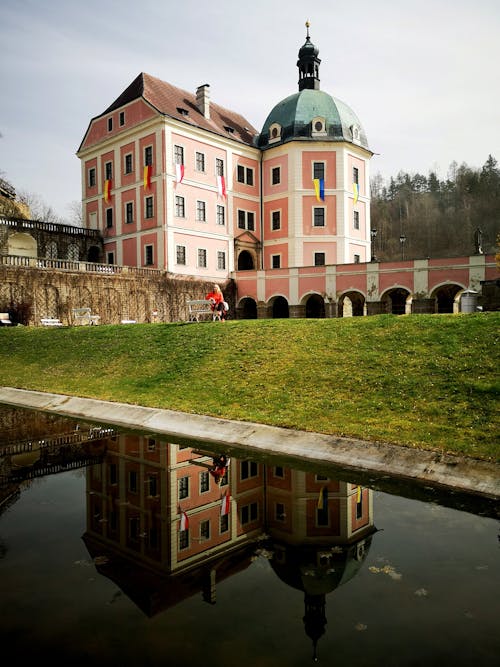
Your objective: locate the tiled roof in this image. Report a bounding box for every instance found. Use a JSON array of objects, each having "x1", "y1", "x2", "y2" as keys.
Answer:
[{"x1": 104, "y1": 73, "x2": 258, "y2": 147}]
